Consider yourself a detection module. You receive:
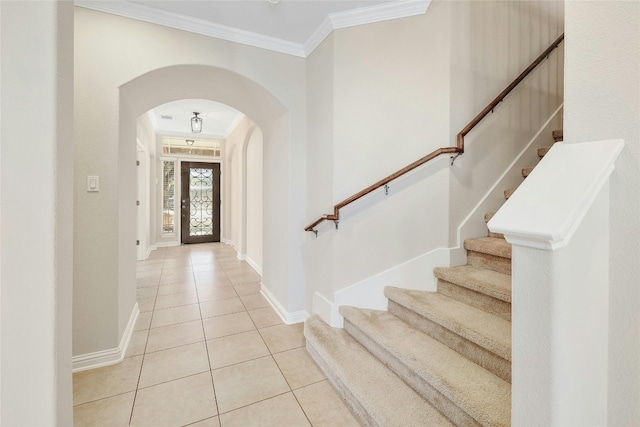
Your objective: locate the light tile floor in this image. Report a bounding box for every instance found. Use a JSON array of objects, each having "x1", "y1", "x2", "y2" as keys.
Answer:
[{"x1": 73, "y1": 243, "x2": 360, "y2": 427}]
